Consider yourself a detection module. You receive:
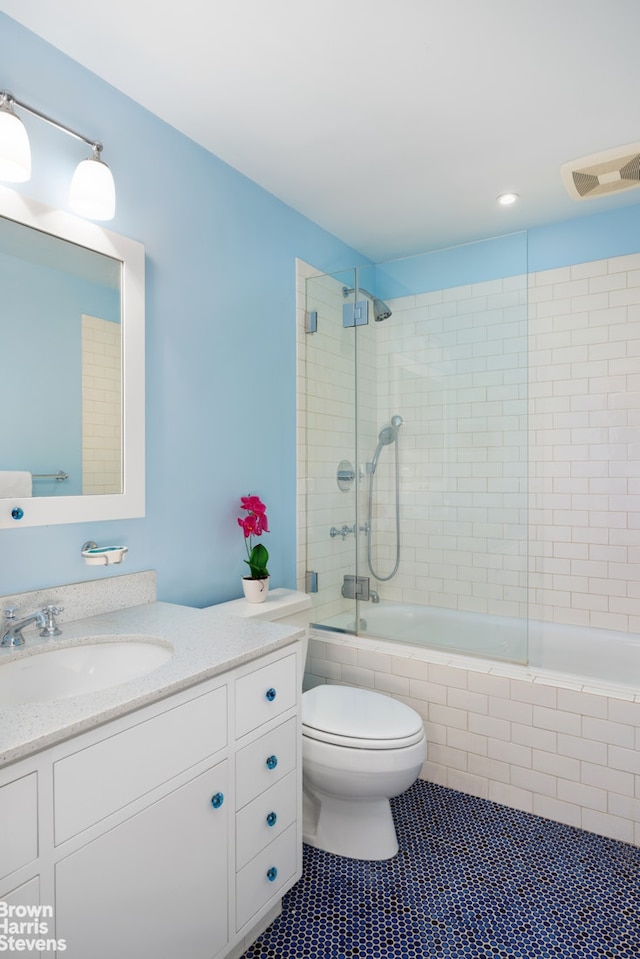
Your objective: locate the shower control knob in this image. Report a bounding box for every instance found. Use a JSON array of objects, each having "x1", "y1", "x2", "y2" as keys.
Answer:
[{"x1": 330, "y1": 524, "x2": 356, "y2": 540}]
